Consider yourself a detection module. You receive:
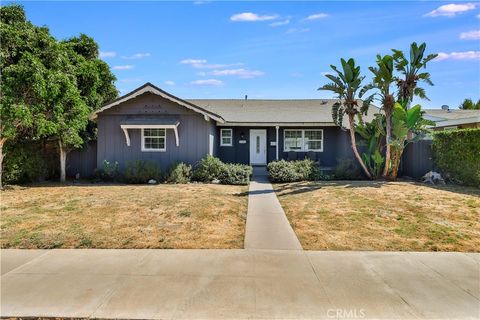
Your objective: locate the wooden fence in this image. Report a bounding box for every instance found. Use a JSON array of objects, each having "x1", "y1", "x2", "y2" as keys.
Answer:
[{"x1": 401, "y1": 139, "x2": 434, "y2": 179}]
